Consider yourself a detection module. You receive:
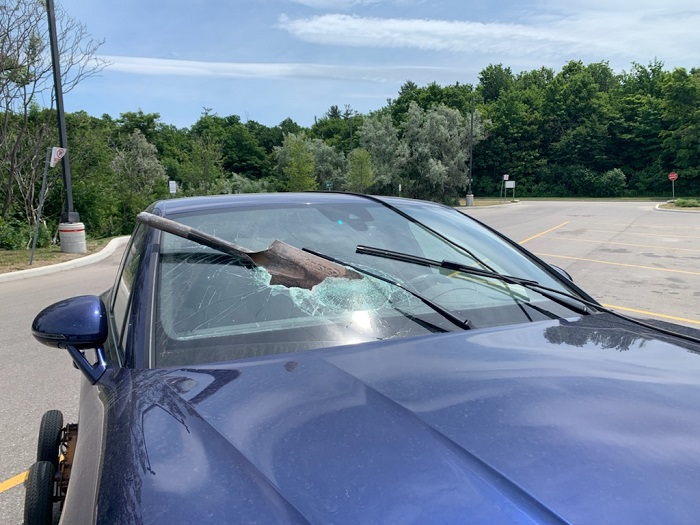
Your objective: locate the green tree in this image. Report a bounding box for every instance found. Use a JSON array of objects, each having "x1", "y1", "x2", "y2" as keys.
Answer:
[
  {"x1": 1, "y1": 0, "x2": 106, "y2": 220},
  {"x1": 191, "y1": 112, "x2": 270, "y2": 179},
  {"x1": 63, "y1": 111, "x2": 120, "y2": 237},
  {"x1": 359, "y1": 113, "x2": 407, "y2": 195},
  {"x1": 660, "y1": 68, "x2": 700, "y2": 189},
  {"x1": 310, "y1": 105, "x2": 362, "y2": 153},
  {"x1": 401, "y1": 102, "x2": 472, "y2": 203},
  {"x1": 111, "y1": 130, "x2": 168, "y2": 232},
  {"x1": 177, "y1": 135, "x2": 226, "y2": 195},
  {"x1": 115, "y1": 110, "x2": 161, "y2": 145},
  {"x1": 306, "y1": 138, "x2": 347, "y2": 191},
  {"x1": 275, "y1": 133, "x2": 317, "y2": 191},
  {"x1": 346, "y1": 148, "x2": 374, "y2": 193},
  {"x1": 478, "y1": 64, "x2": 514, "y2": 103}
]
